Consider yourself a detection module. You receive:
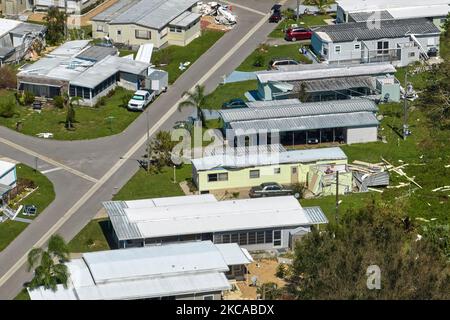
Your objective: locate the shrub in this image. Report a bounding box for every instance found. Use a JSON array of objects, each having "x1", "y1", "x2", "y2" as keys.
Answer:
[
  {"x1": 106, "y1": 88, "x2": 116, "y2": 98},
  {"x1": 53, "y1": 95, "x2": 64, "y2": 109},
  {"x1": 94, "y1": 96, "x2": 107, "y2": 108},
  {"x1": 0, "y1": 66, "x2": 17, "y2": 89},
  {"x1": 275, "y1": 264, "x2": 287, "y2": 279},
  {"x1": 0, "y1": 96, "x2": 17, "y2": 118},
  {"x1": 23, "y1": 91, "x2": 35, "y2": 105},
  {"x1": 253, "y1": 53, "x2": 265, "y2": 67}
]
